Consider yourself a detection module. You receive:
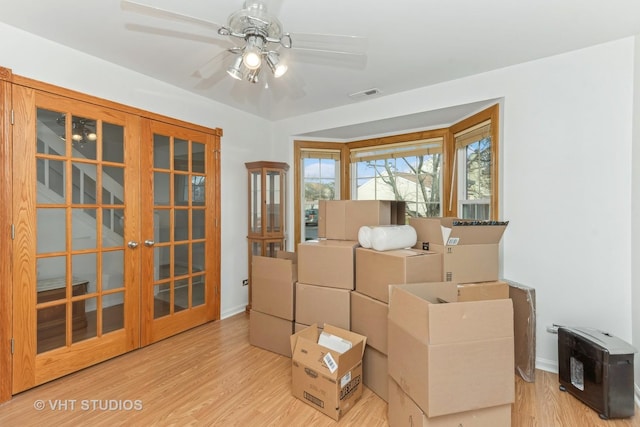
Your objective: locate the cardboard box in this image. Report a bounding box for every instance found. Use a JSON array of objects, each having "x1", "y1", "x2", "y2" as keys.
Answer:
[
  {"x1": 409, "y1": 217, "x2": 508, "y2": 283},
  {"x1": 249, "y1": 310, "x2": 294, "y2": 357},
  {"x1": 298, "y1": 240, "x2": 358, "y2": 289},
  {"x1": 387, "y1": 282, "x2": 515, "y2": 417},
  {"x1": 507, "y1": 279, "x2": 536, "y2": 382},
  {"x1": 457, "y1": 280, "x2": 509, "y2": 302},
  {"x1": 350, "y1": 291, "x2": 389, "y2": 354},
  {"x1": 252, "y1": 252, "x2": 297, "y2": 320},
  {"x1": 290, "y1": 324, "x2": 367, "y2": 421},
  {"x1": 295, "y1": 282, "x2": 351, "y2": 329},
  {"x1": 355, "y1": 248, "x2": 442, "y2": 303},
  {"x1": 363, "y1": 345, "x2": 388, "y2": 402},
  {"x1": 388, "y1": 377, "x2": 512, "y2": 427},
  {"x1": 318, "y1": 200, "x2": 406, "y2": 240}
]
